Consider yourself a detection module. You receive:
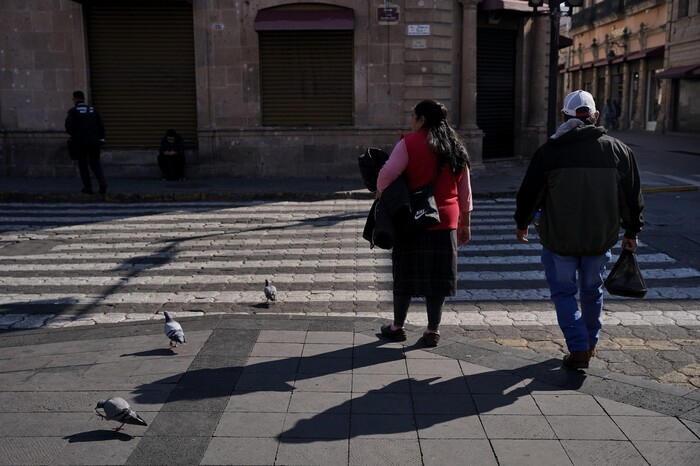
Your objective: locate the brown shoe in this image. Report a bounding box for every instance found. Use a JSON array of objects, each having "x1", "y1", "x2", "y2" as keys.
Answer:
[
  {"x1": 380, "y1": 324, "x2": 406, "y2": 342},
  {"x1": 562, "y1": 351, "x2": 590, "y2": 369},
  {"x1": 422, "y1": 332, "x2": 440, "y2": 347}
]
